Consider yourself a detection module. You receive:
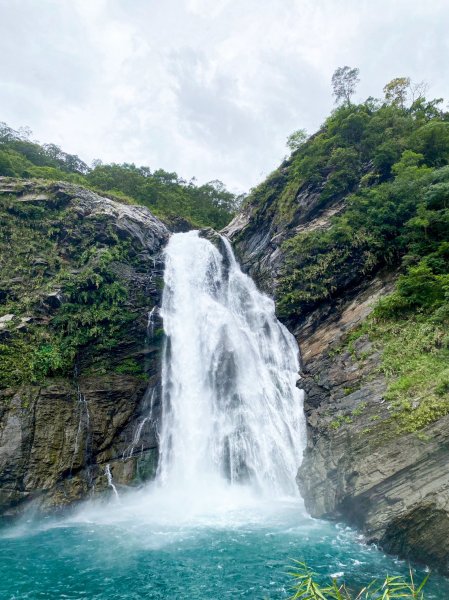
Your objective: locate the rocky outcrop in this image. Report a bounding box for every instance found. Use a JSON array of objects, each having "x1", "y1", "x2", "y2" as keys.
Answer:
[
  {"x1": 226, "y1": 186, "x2": 449, "y2": 575},
  {"x1": 0, "y1": 179, "x2": 168, "y2": 515}
]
